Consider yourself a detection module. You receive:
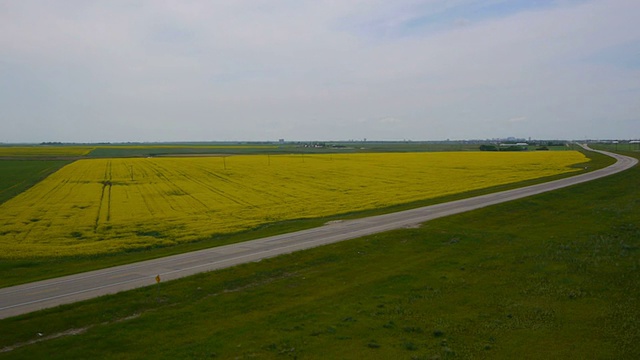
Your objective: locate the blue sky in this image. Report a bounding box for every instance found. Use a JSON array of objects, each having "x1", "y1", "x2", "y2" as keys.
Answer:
[{"x1": 0, "y1": 0, "x2": 638, "y2": 142}]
